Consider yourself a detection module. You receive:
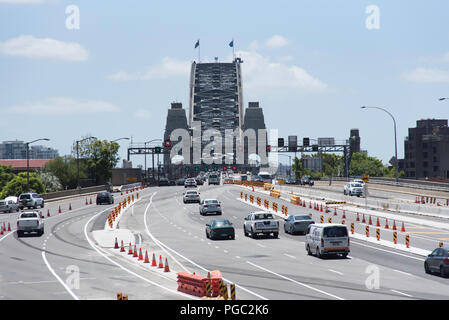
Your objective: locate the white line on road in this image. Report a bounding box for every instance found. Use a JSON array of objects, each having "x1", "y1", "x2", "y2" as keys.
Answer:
[
  {"x1": 351, "y1": 240, "x2": 425, "y2": 261},
  {"x1": 284, "y1": 254, "x2": 296, "y2": 259},
  {"x1": 391, "y1": 289, "x2": 413, "y2": 298},
  {"x1": 393, "y1": 269, "x2": 413, "y2": 277},
  {"x1": 328, "y1": 269, "x2": 344, "y2": 276},
  {"x1": 246, "y1": 261, "x2": 345, "y2": 300},
  {"x1": 256, "y1": 243, "x2": 266, "y2": 248}
]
